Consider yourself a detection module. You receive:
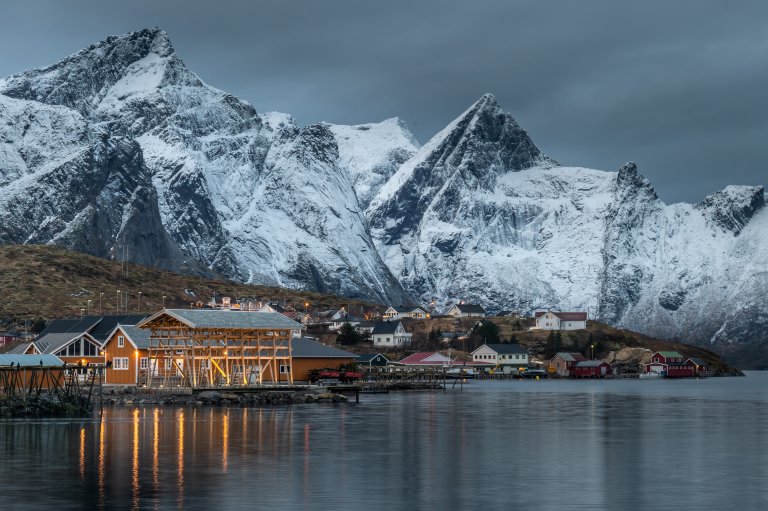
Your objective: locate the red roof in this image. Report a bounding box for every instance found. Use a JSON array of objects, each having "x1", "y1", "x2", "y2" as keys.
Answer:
[
  {"x1": 398, "y1": 352, "x2": 453, "y2": 365},
  {"x1": 535, "y1": 311, "x2": 587, "y2": 321}
]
